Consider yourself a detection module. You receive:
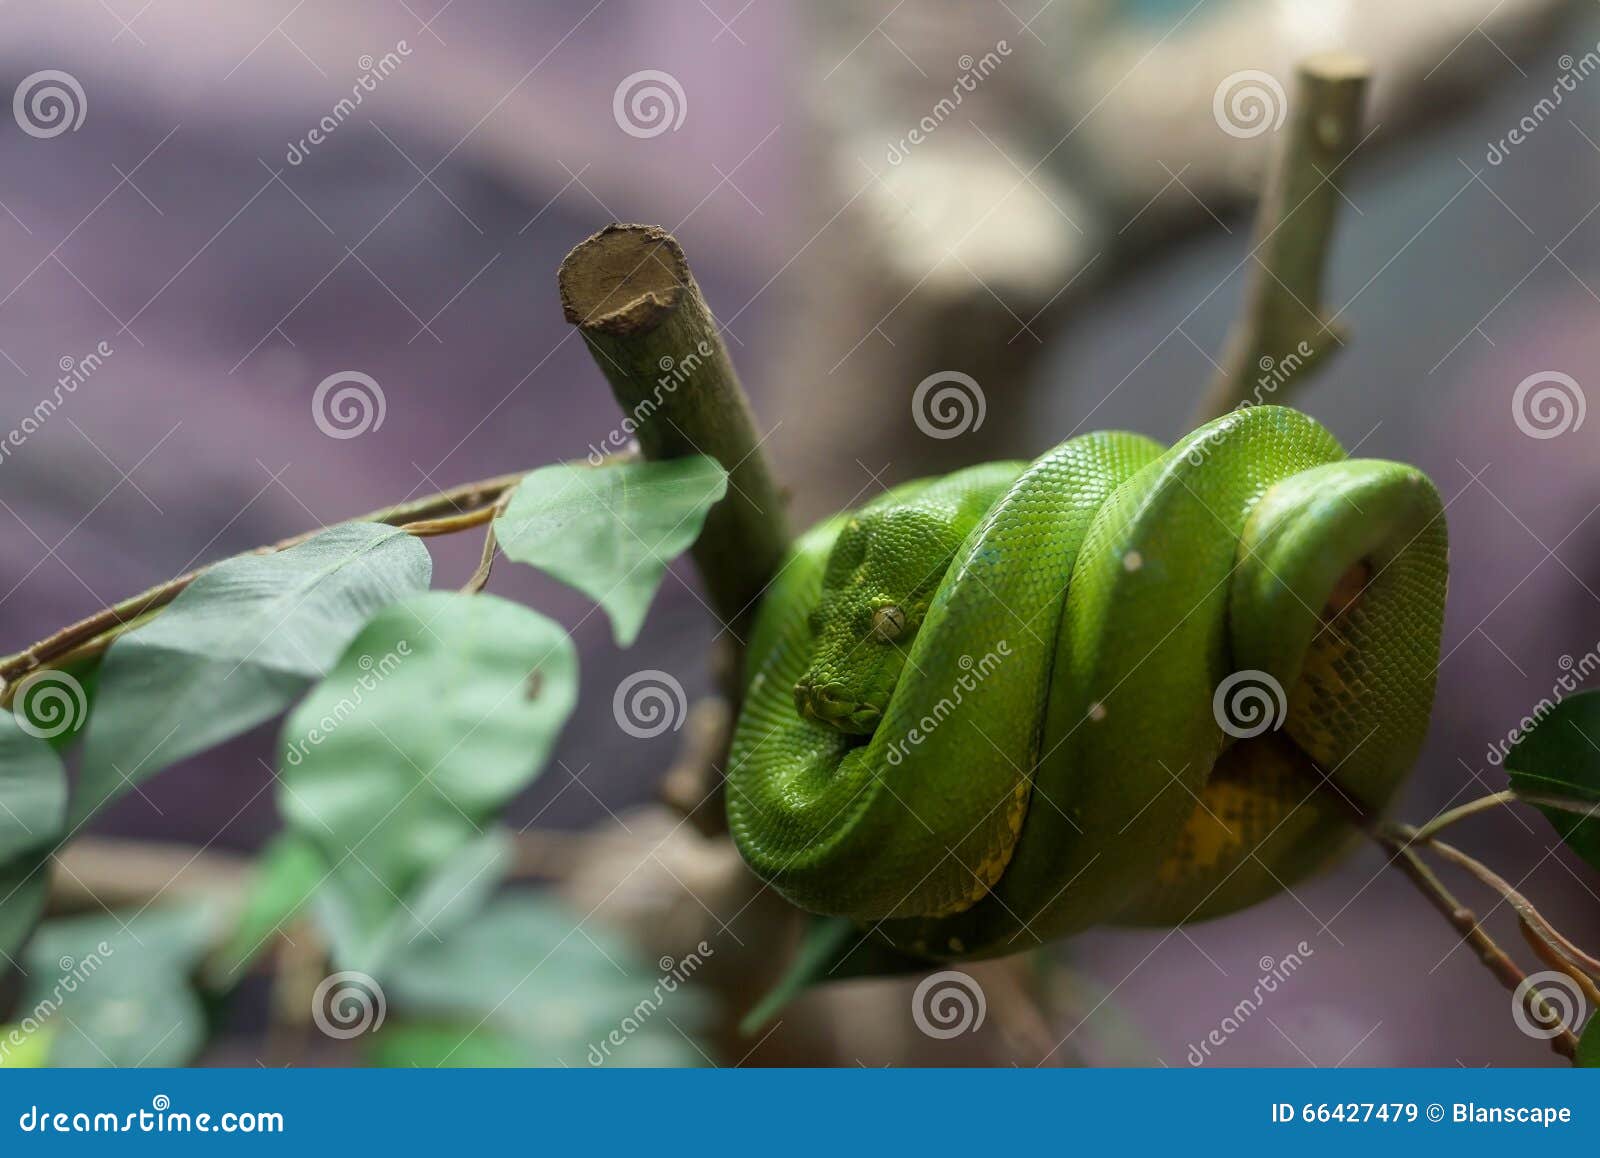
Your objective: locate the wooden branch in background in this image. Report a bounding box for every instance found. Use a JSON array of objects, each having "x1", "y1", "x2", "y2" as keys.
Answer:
[
  {"x1": 559, "y1": 224, "x2": 790, "y2": 650},
  {"x1": 1195, "y1": 53, "x2": 1370, "y2": 424}
]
